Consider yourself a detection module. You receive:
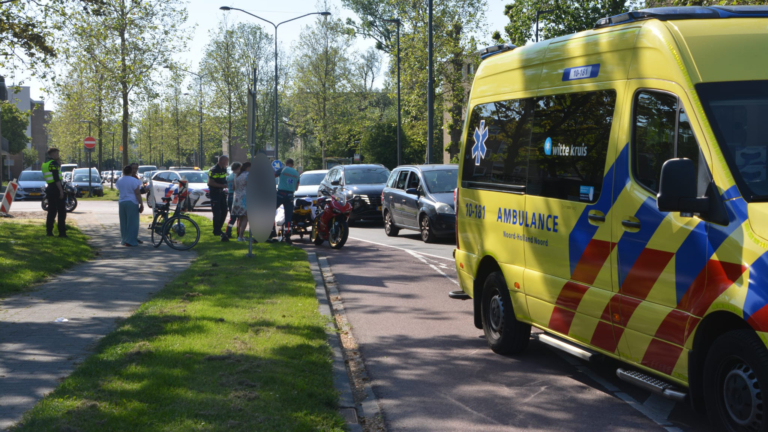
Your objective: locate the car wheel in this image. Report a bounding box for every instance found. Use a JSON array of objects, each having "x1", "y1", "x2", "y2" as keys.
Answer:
[
  {"x1": 420, "y1": 214, "x2": 437, "y2": 243},
  {"x1": 384, "y1": 210, "x2": 399, "y2": 237},
  {"x1": 704, "y1": 329, "x2": 768, "y2": 432},
  {"x1": 481, "y1": 271, "x2": 530, "y2": 355}
]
